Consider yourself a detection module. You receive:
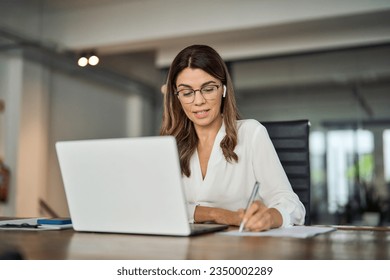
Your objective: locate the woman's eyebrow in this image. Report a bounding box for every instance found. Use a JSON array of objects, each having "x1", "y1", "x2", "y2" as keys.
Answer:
[
  {"x1": 177, "y1": 81, "x2": 218, "y2": 88},
  {"x1": 176, "y1": 83, "x2": 192, "y2": 88}
]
